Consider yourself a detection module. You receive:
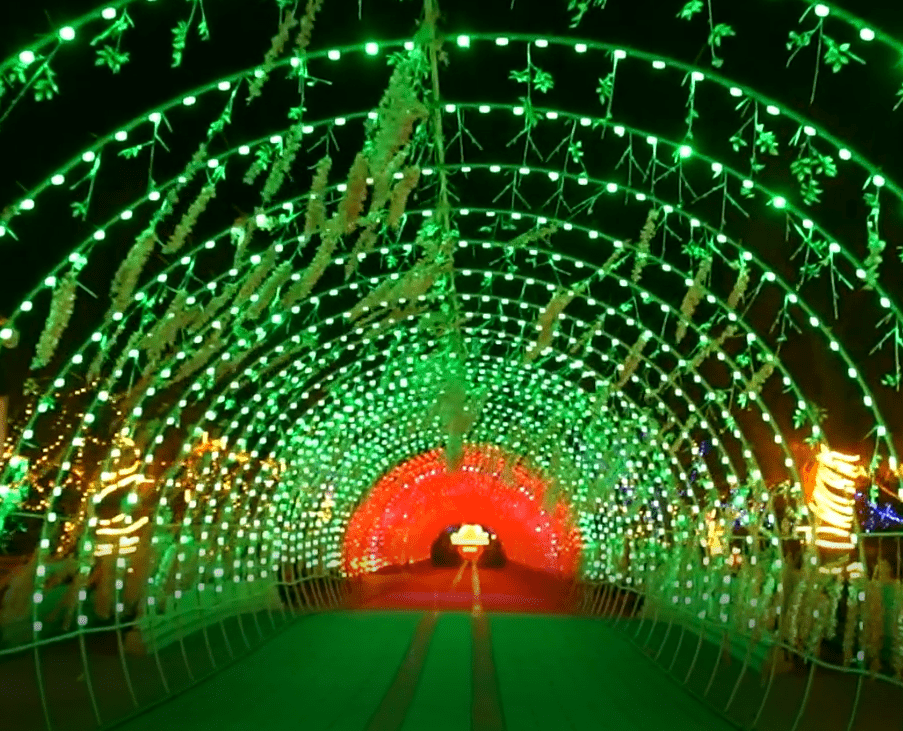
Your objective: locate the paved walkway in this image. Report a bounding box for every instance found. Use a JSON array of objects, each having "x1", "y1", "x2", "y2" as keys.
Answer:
[{"x1": 112, "y1": 566, "x2": 735, "y2": 731}]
